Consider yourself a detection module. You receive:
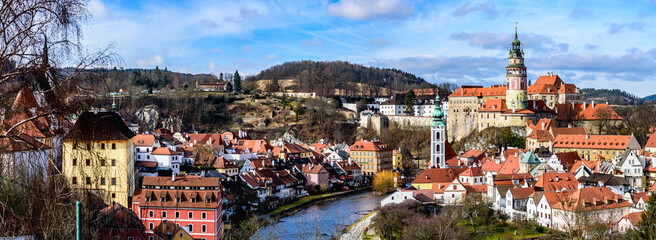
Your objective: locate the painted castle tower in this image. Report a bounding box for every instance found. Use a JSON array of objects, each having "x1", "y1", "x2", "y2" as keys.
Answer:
[
  {"x1": 505, "y1": 26, "x2": 528, "y2": 110},
  {"x1": 430, "y1": 94, "x2": 446, "y2": 168}
]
